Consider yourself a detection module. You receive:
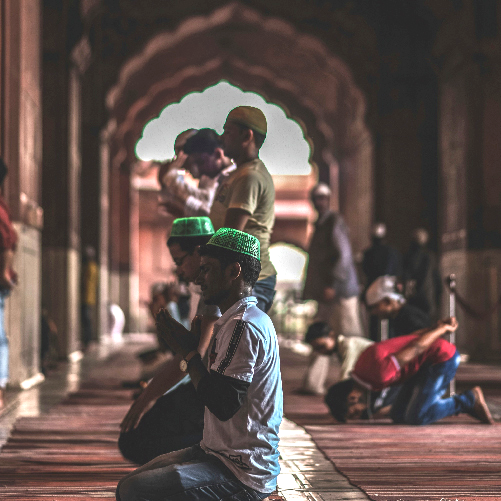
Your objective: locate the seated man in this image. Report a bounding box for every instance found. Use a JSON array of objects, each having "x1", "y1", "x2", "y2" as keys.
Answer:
[
  {"x1": 366, "y1": 275, "x2": 431, "y2": 341},
  {"x1": 116, "y1": 228, "x2": 282, "y2": 501},
  {"x1": 326, "y1": 317, "x2": 494, "y2": 425},
  {"x1": 118, "y1": 217, "x2": 219, "y2": 465}
]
